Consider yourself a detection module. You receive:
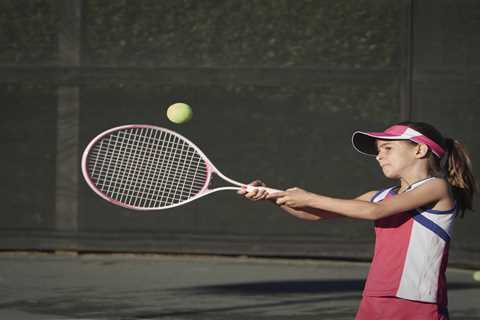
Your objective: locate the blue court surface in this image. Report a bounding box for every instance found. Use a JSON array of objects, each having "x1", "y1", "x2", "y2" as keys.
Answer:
[{"x1": 0, "y1": 252, "x2": 479, "y2": 320}]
